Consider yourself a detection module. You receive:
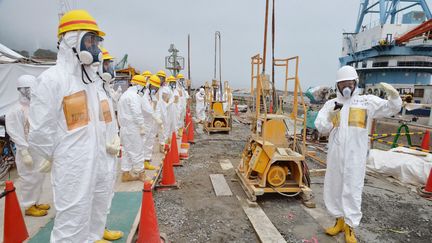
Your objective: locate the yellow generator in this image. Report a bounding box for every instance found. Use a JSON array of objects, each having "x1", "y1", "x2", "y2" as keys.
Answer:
[
  {"x1": 235, "y1": 54, "x2": 314, "y2": 207},
  {"x1": 204, "y1": 79, "x2": 232, "y2": 134}
]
